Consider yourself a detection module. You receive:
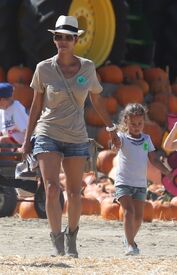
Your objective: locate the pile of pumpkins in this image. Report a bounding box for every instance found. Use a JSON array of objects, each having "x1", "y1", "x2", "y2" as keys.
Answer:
[{"x1": 1, "y1": 63, "x2": 177, "y2": 222}]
